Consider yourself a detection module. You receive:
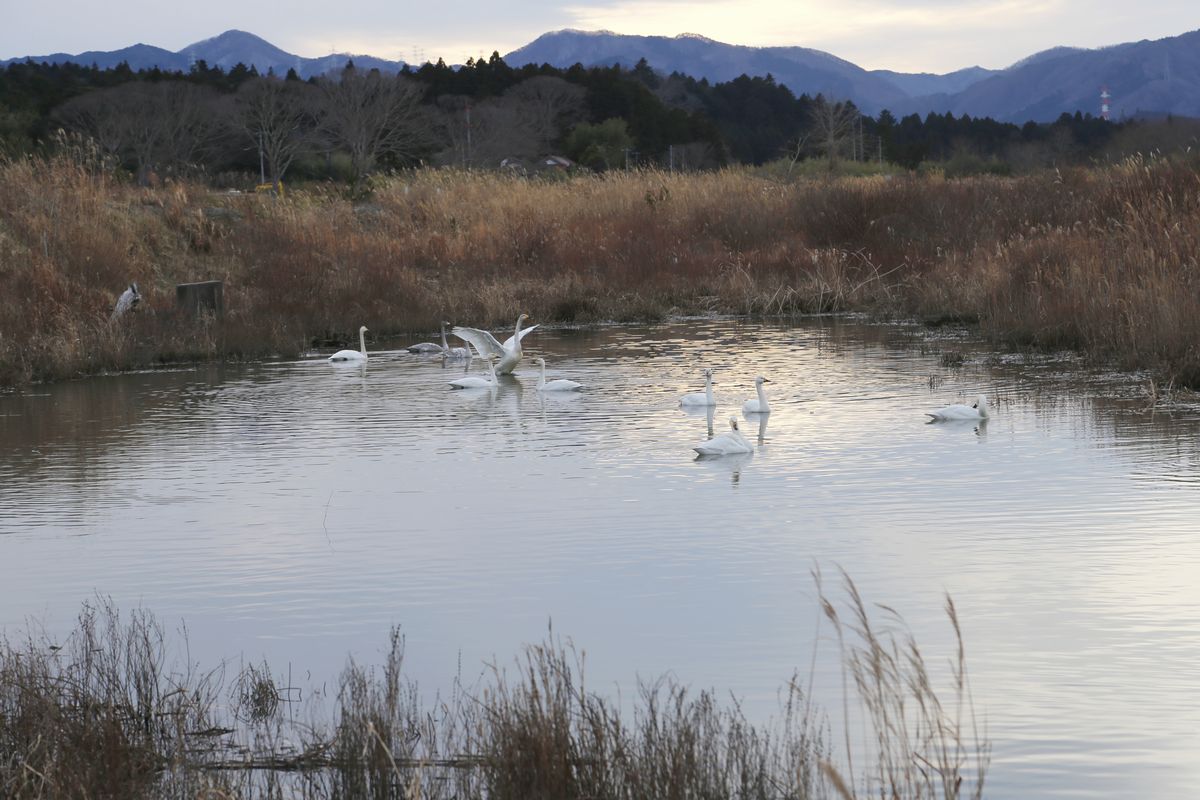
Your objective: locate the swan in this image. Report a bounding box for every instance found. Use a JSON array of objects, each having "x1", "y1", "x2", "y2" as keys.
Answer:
[
  {"x1": 407, "y1": 321, "x2": 468, "y2": 356},
  {"x1": 926, "y1": 394, "x2": 990, "y2": 421},
  {"x1": 742, "y1": 376, "x2": 772, "y2": 414},
  {"x1": 535, "y1": 357, "x2": 582, "y2": 392},
  {"x1": 694, "y1": 417, "x2": 754, "y2": 456},
  {"x1": 448, "y1": 355, "x2": 499, "y2": 389},
  {"x1": 680, "y1": 368, "x2": 716, "y2": 407},
  {"x1": 441, "y1": 322, "x2": 471, "y2": 359},
  {"x1": 329, "y1": 325, "x2": 369, "y2": 362},
  {"x1": 452, "y1": 314, "x2": 538, "y2": 375}
]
